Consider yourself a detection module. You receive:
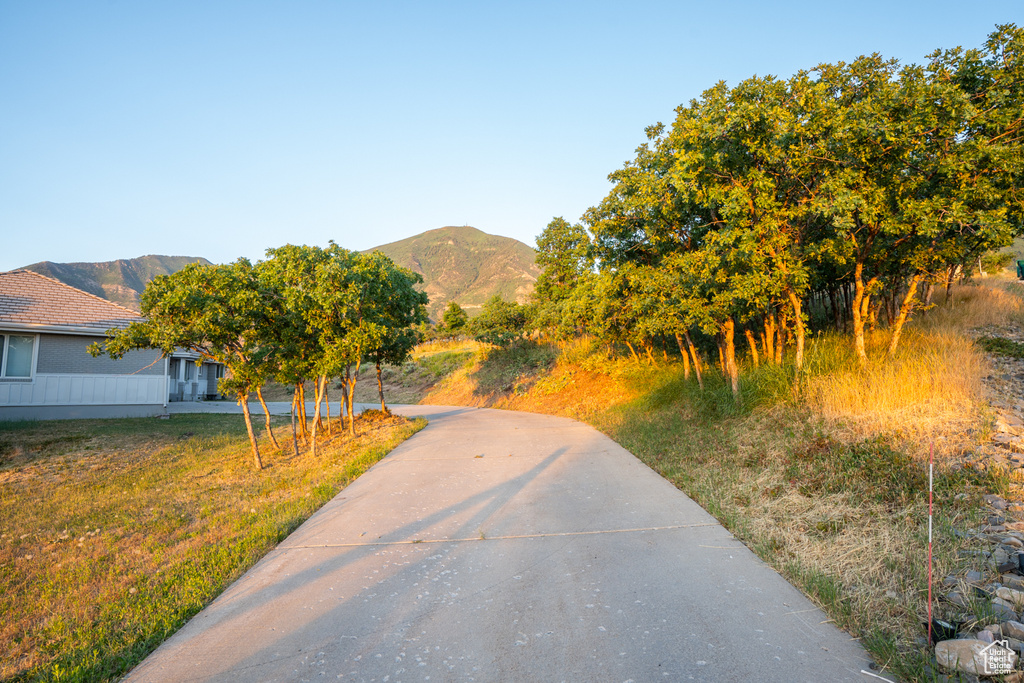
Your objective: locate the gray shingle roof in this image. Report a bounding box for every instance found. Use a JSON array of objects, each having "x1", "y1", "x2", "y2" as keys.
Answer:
[{"x1": 0, "y1": 269, "x2": 141, "y2": 331}]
